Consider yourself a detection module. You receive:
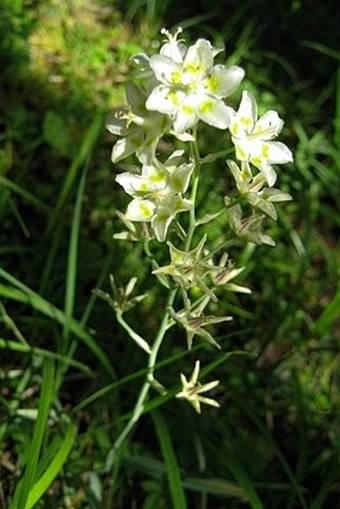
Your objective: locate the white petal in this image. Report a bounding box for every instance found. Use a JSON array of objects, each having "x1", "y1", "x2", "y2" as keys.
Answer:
[
  {"x1": 204, "y1": 65, "x2": 245, "y2": 98},
  {"x1": 126, "y1": 199, "x2": 155, "y2": 221},
  {"x1": 115, "y1": 172, "x2": 145, "y2": 196},
  {"x1": 151, "y1": 210, "x2": 173, "y2": 241},
  {"x1": 173, "y1": 101, "x2": 199, "y2": 133},
  {"x1": 170, "y1": 195, "x2": 192, "y2": 214},
  {"x1": 232, "y1": 137, "x2": 251, "y2": 161},
  {"x1": 257, "y1": 161, "x2": 277, "y2": 187},
  {"x1": 111, "y1": 135, "x2": 141, "y2": 163},
  {"x1": 160, "y1": 41, "x2": 186, "y2": 63},
  {"x1": 146, "y1": 85, "x2": 185, "y2": 115},
  {"x1": 142, "y1": 165, "x2": 168, "y2": 190},
  {"x1": 261, "y1": 188, "x2": 292, "y2": 202},
  {"x1": 267, "y1": 141, "x2": 293, "y2": 164},
  {"x1": 253, "y1": 111, "x2": 284, "y2": 140},
  {"x1": 197, "y1": 96, "x2": 230, "y2": 129},
  {"x1": 149, "y1": 54, "x2": 182, "y2": 84},
  {"x1": 168, "y1": 162, "x2": 195, "y2": 193},
  {"x1": 106, "y1": 110, "x2": 128, "y2": 135},
  {"x1": 184, "y1": 39, "x2": 214, "y2": 75},
  {"x1": 164, "y1": 149, "x2": 185, "y2": 167},
  {"x1": 235, "y1": 91, "x2": 257, "y2": 134},
  {"x1": 130, "y1": 52, "x2": 150, "y2": 68},
  {"x1": 172, "y1": 131, "x2": 195, "y2": 142},
  {"x1": 136, "y1": 138, "x2": 158, "y2": 165},
  {"x1": 125, "y1": 81, "x2": 146, "y2": 116},
  {"x1": 247, "y1": 193, "x2": 277, "y2": 220}
]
